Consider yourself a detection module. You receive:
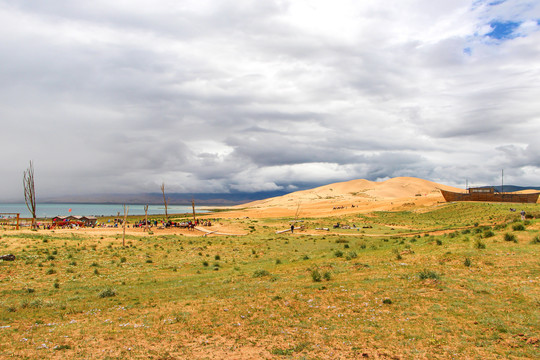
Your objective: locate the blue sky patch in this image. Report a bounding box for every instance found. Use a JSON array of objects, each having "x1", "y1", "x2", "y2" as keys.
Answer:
[
  {"x1": 488, "y1": 0, "x2": 507, "y2": 6},
  {"x1": 486, "y1": 20, "x2": 521, "y2": 39}
]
